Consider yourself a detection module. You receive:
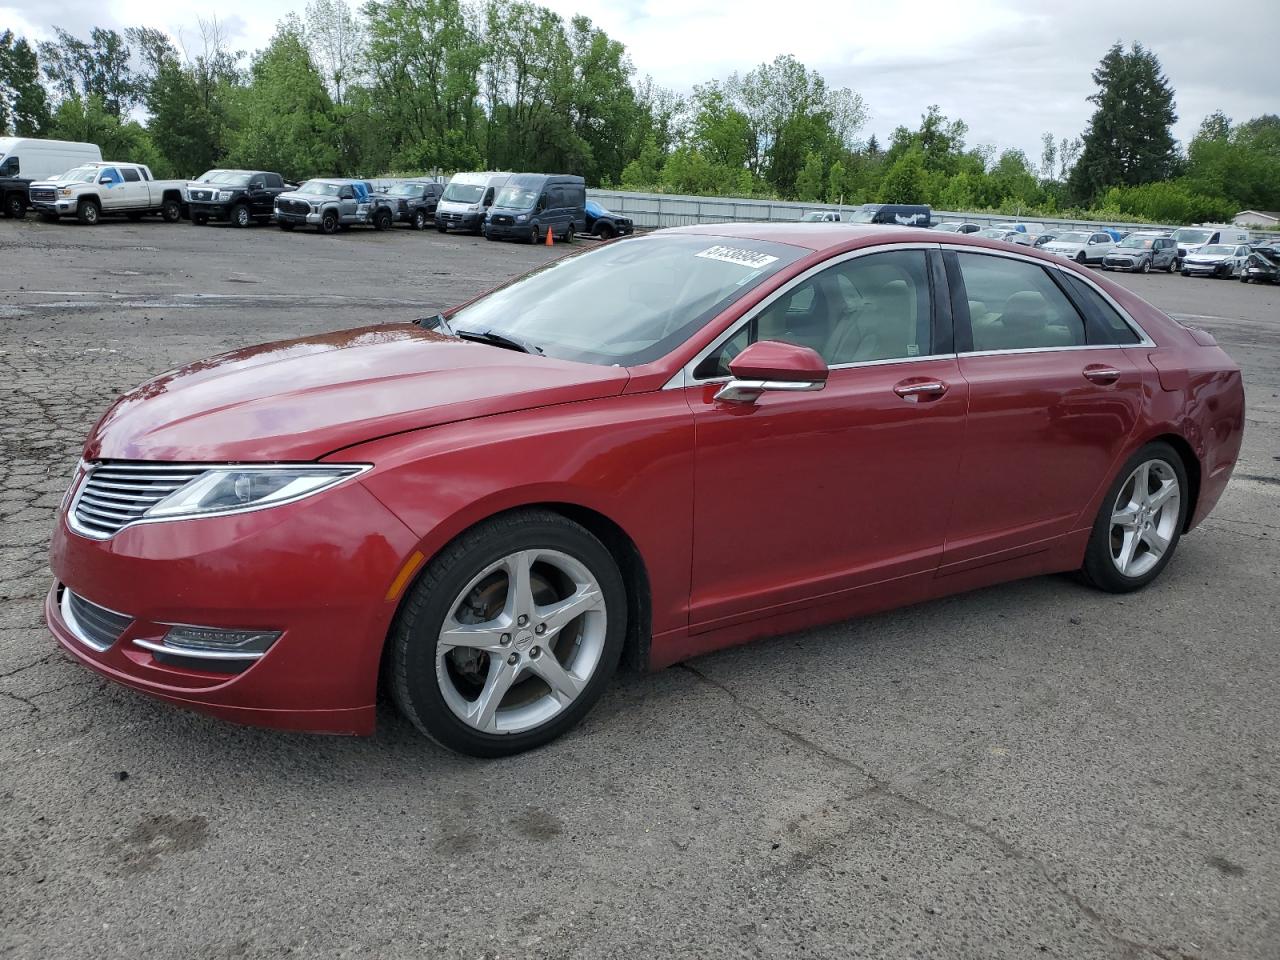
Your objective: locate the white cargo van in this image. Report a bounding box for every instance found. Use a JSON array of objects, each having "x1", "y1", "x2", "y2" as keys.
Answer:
[
  {"x1": 0, "y1": 138, "x2": 102, "y2": 218},
  {"x1": 1171, "y1": 224, "x2": 1250, "y2": 257},
  {"x1": 435, "y1": 171, "x2": 512, "y2": 234}
]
